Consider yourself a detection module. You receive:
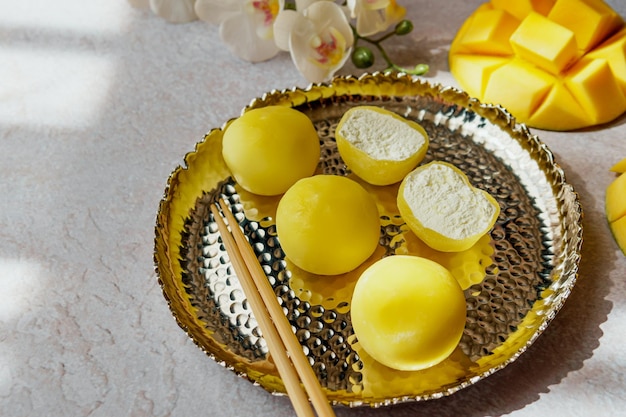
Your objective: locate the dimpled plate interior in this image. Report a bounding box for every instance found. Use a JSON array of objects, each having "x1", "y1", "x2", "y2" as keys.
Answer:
[{"x1": 154, "y1": 73, "x2": 583, "y2": 407}]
